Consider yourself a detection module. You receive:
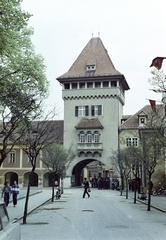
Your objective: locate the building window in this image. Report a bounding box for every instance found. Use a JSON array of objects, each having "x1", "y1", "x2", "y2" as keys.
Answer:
[
  {"x1": 64, "y1": 83, "x2": 70, "y2": 89},
  {"x1": 8, "y1": 152, "x2": 16, "y2": 163},
  {"x1": 126, "y1": 138, "x2": 138, "y2": 147},
  {"x1": 86, "y1": 65, "x2": 96, "y2": 71},
  {"x1": 79, "y1": 82, "x2": 85, "y2": 89},
  {"x1": 75, "y1": 106, "x2": 89, "y2": 117},
  {"x1": 91, "y1": 105, "x2": 102, "y2": 116},
  {"x1": 27, "y1": 155, "x2": 31, "y2": 163},
  {"x1": 94, "y1": 131, "x2": 99, "y2": 142},
  {"x1": 103, "y1": 81, "x2": 109, "y2": 87},
  {"x1": 72, "y1": 83, "x2": 77, "y2": 89},
  {"x1": 80, "y1": 131, "x2": 85, "y2": 143},
  {"x1": 87, "y1": 131, "x2": 92, "y2": 143},
  {"x1": 111, "y1": 81, "x2": 117, "y2": 87},
  {"x1": 95, "y1": 82, "x2": 101, "y2": 88},
  {"x1": 139, "y1": 117, "x2": 146, "y2": 125},
  {"x1": 87, "y1": 82, "x2": 93, "y2": 88}
]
